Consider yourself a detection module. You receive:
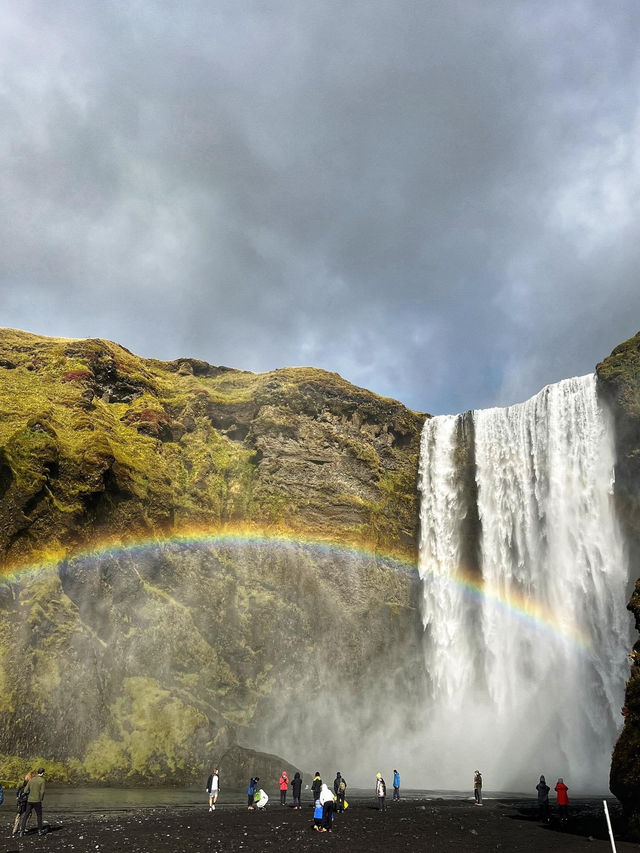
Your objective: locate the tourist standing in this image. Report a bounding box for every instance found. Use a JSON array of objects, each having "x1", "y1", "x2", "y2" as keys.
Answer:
[
  {"x1": 555, "y1": 778, "x2": 569, "y2": 825},
  {"x1": 376, "y1": 772, "x2": 386, "y2": 811},
  {"x1": 206, "y1": 768, "x2": 219, "y2": 811},
  {"x1": 393, "y1": 769, "x2": 401, "y2": 801},
  {"x1": 19, "y1": 768, "x2": 46, "y2": 837},
  {"x1": 334, "y1": 771, "x2": 347, "y2": 812},
  {"x1": 313, "y1": 798, "x2": 323, "y2": 831},
  {"x1": 279, "y1": 770, "x2": 289, "y2": 805},
  {"x1": 311, "y1": 771, "x2": 322, "y2": 804},
  {"x1": 12, "y1": 772, "x2": 34, "y2": 837},
  {"x1": 536, "y1": 775, "x2": 550, "y2": 822},
  {"x1": 473, "y1": 770, "x2": 483, "y2": 805},
  {"x1": 291, "y1": 771, "x2": 303, "y2": 809},
  {"x1": 247, "y1": 776, "x2": 259, "y2": 810}
]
